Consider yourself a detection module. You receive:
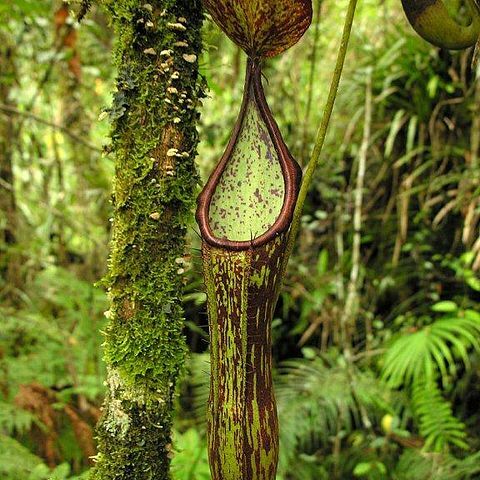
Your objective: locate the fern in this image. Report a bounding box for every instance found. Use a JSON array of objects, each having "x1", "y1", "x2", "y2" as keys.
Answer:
[
  {"x1": 446, "y1": 451, "x2": 480, "y2": 479},
  {"x1": 276, "y1": 454, "x2": 329, "y2": 480},
  {"x1": 381, "y1": 310, "x2": 480, "y2": 388},
  {"x1": 394, "y1": 449, "x2": 480, "y2": 480},
  {"x1": 0, "y1": 434, "x2": 91, "y2": 480},
  {"x1": 381, "y1": 309, "x2": 478, "y2": 453},
  {"x1": 0, "y1": 434, "x2": 45, "y2": 479},
  {"x1": 0, "y1": 400, "x2": 35, "y2": 435},
  {"x1": 412, "y1": 382, "x2": 468, "y2": 452},
  {"x1": 187, "y1": 353, "x2": 211, "y2": 424},
  {"x1": 171, "y1": 429, "x2": 210, "y2": 480},
  {"x1": 275, "y1": 356, "x2": 391, "y2": 473}
]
